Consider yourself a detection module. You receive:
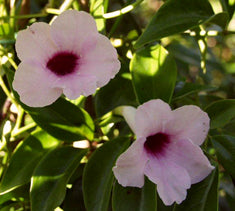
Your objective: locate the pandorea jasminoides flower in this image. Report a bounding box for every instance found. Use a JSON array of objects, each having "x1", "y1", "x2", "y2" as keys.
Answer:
[
  {"x1": 13, "y1": 10, "x2": 120, "y2": 107},
  {"x1": 113, "y1": 99, "x2": 214, "y2": 205}
]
